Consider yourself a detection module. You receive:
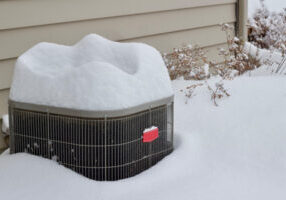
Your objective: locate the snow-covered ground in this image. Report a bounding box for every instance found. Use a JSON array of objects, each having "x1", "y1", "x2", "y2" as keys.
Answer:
[
  {"x1": 249, "y1": 0, "x2": 286, "y2": 16},
  {"x1": 1, "y1": 75, "x2": 286, "y2": 200}
]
